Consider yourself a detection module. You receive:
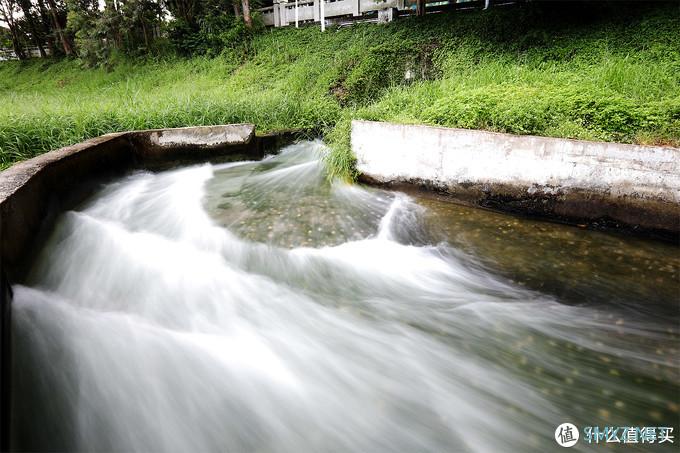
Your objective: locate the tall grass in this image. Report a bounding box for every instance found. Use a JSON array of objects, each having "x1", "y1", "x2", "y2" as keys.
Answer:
[{"x1": 1, "y1": 3, "x2": 679, "y2": 178}]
